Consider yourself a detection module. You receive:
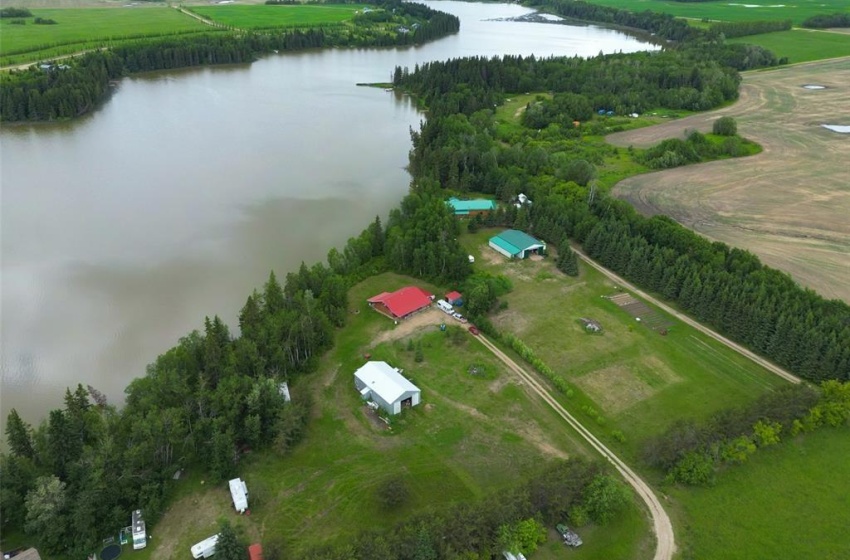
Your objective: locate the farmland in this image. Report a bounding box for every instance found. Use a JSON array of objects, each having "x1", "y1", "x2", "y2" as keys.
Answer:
[
  {"x1": 574, "y1": 0, "x2": 850, "y2": 25},
  {"x1": 728, "y1": 29, "x2": 850, "y2": 64},
  {"x1": 671, "y1": 427, "x2": 850, "y2": 560},
  {"x1": 189, "y1": 4, "x2": 365, "y2": 30},
  {"x1": 136, "y1": 272, "x2": 651, "y2": 559},
  {"x1": 0, "y1": 7, "x2": 213, "y2": 65},
  {"x1": 610, "y1": 57, "x2": 850, "y2": 303}
]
